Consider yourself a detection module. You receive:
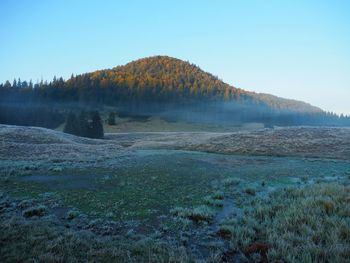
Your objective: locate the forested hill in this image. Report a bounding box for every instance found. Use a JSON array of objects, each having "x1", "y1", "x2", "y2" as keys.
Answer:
[
  {"x1": 0, "y1": 56, "x2": 321, "y2": 113},
  {"x1": 73, "y1": 56, "x2": 321, "y2": 113},
  {"x1": 1, "y1": 56, "x2": 349, "y2": 127}
]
